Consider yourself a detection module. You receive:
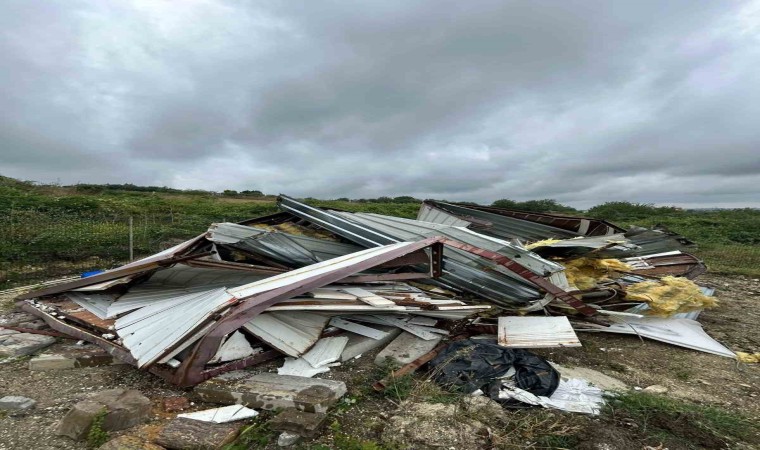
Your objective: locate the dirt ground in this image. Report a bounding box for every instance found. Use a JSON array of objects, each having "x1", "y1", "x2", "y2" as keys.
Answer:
[{"x1": 0, "y1": 273, "x2": 758, "y2": 450}]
